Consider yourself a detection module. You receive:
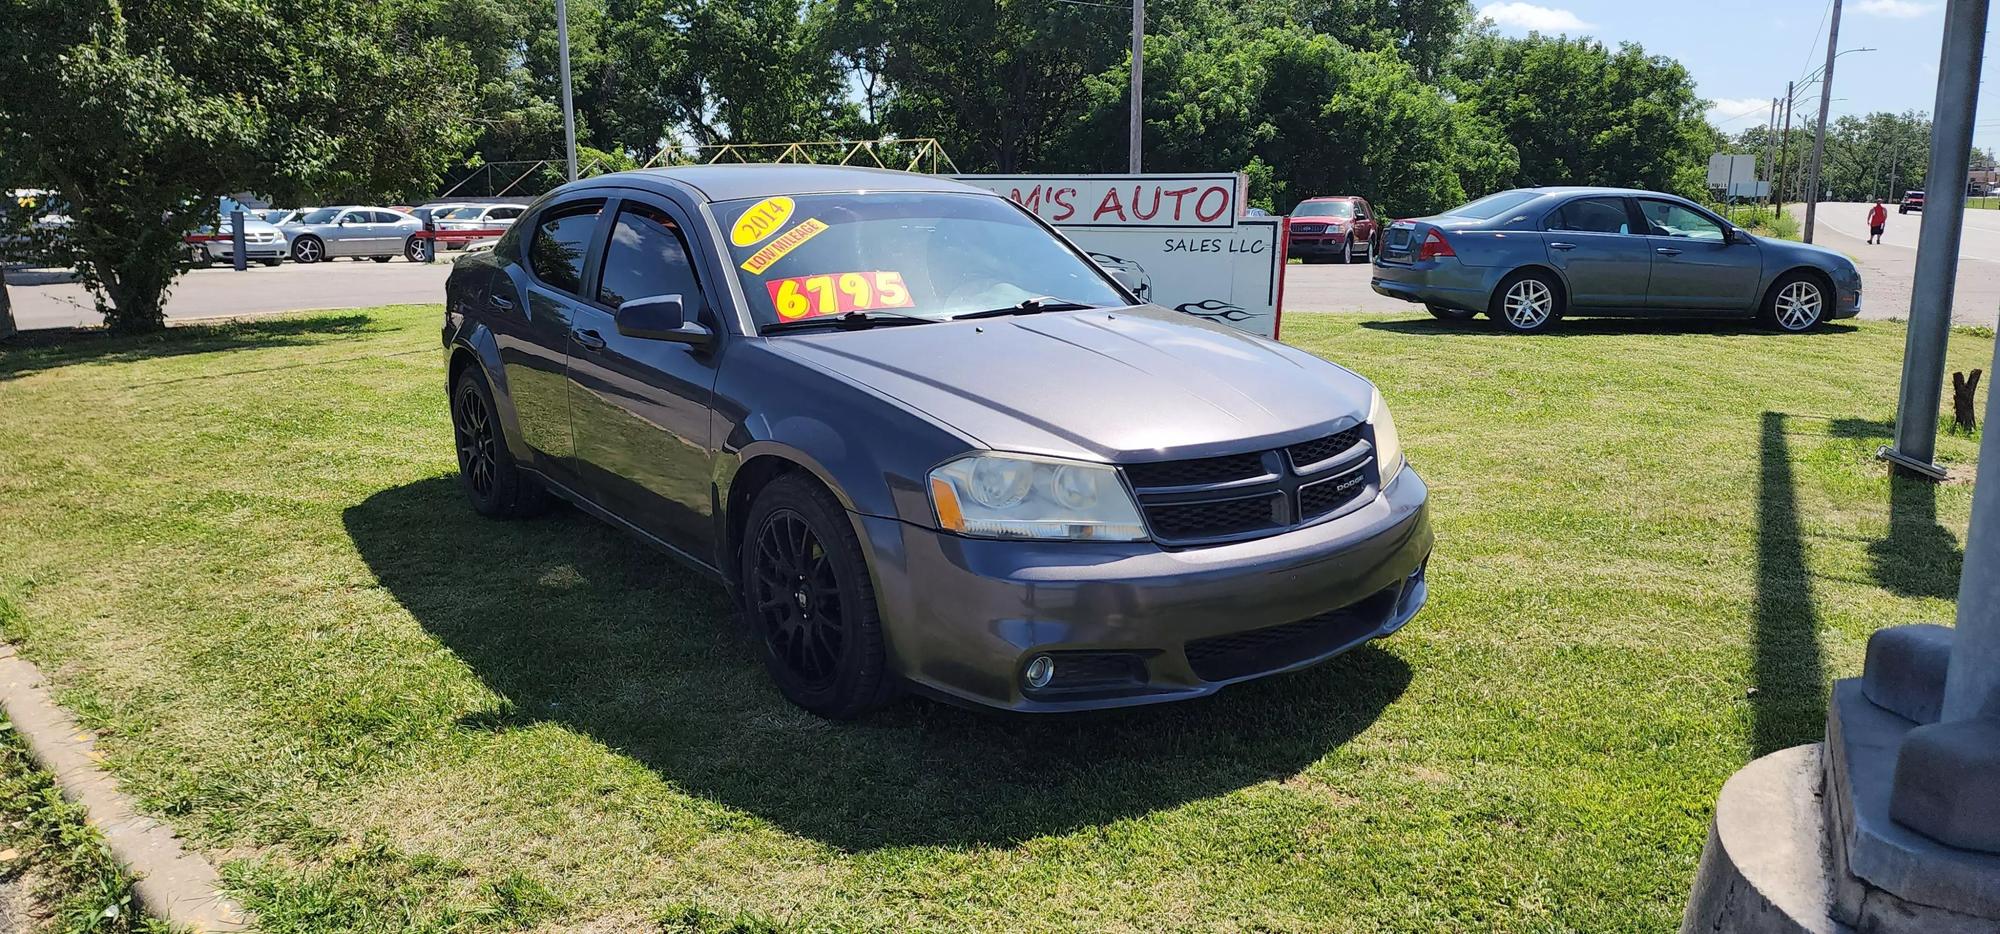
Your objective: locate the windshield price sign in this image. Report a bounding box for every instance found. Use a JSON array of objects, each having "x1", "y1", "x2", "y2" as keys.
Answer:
[{"x1": 767, "y1": 270, "x2": 915, "y2": 320}]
